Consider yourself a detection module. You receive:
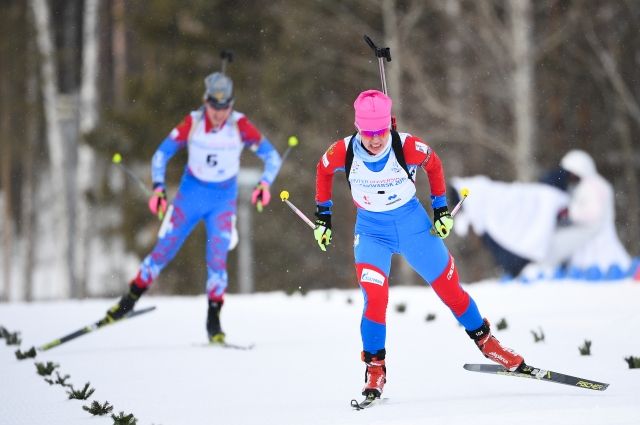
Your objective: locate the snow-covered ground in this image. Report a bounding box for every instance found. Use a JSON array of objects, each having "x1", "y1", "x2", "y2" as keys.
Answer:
[{"x1": 1, "y1": 281, "x2": 639, "y2": 425}]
